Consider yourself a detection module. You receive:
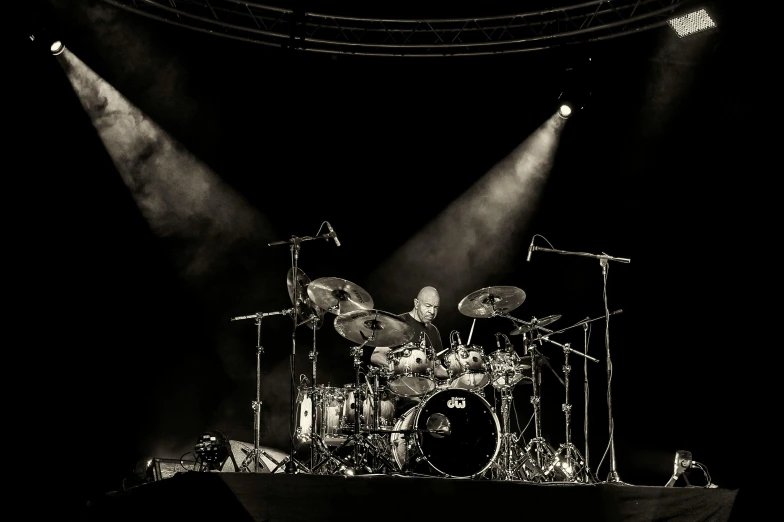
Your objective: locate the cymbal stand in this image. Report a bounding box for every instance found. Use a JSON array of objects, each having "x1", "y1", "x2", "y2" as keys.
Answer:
[
  {"x1": 523, "y1": 342, "x2": 561, "y2": 482},
  {"x1": 530, "y1": 241, "x2": 629, "y2": 482},
  {"x1": 304, "y1": 315, "x2": 335, "y2": 473},
  {"x1": 537, "y1": 336, "x2": 599, "y2": 482},
  {"x1": 488, "y1": 386, "x2": 536, "y2": 481},
  {"x1": 230, "y1": 309, "x2": 294, "y2": 473}
]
